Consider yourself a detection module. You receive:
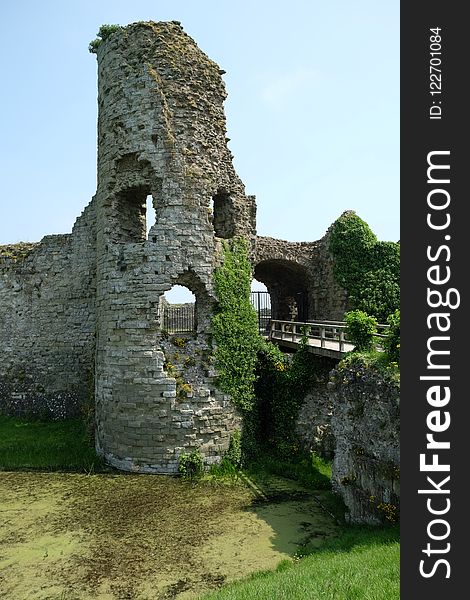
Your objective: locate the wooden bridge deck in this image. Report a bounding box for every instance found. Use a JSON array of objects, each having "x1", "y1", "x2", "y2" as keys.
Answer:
[{"x1": 268, "y1": 319, "x2": 387, "y2": 359}]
